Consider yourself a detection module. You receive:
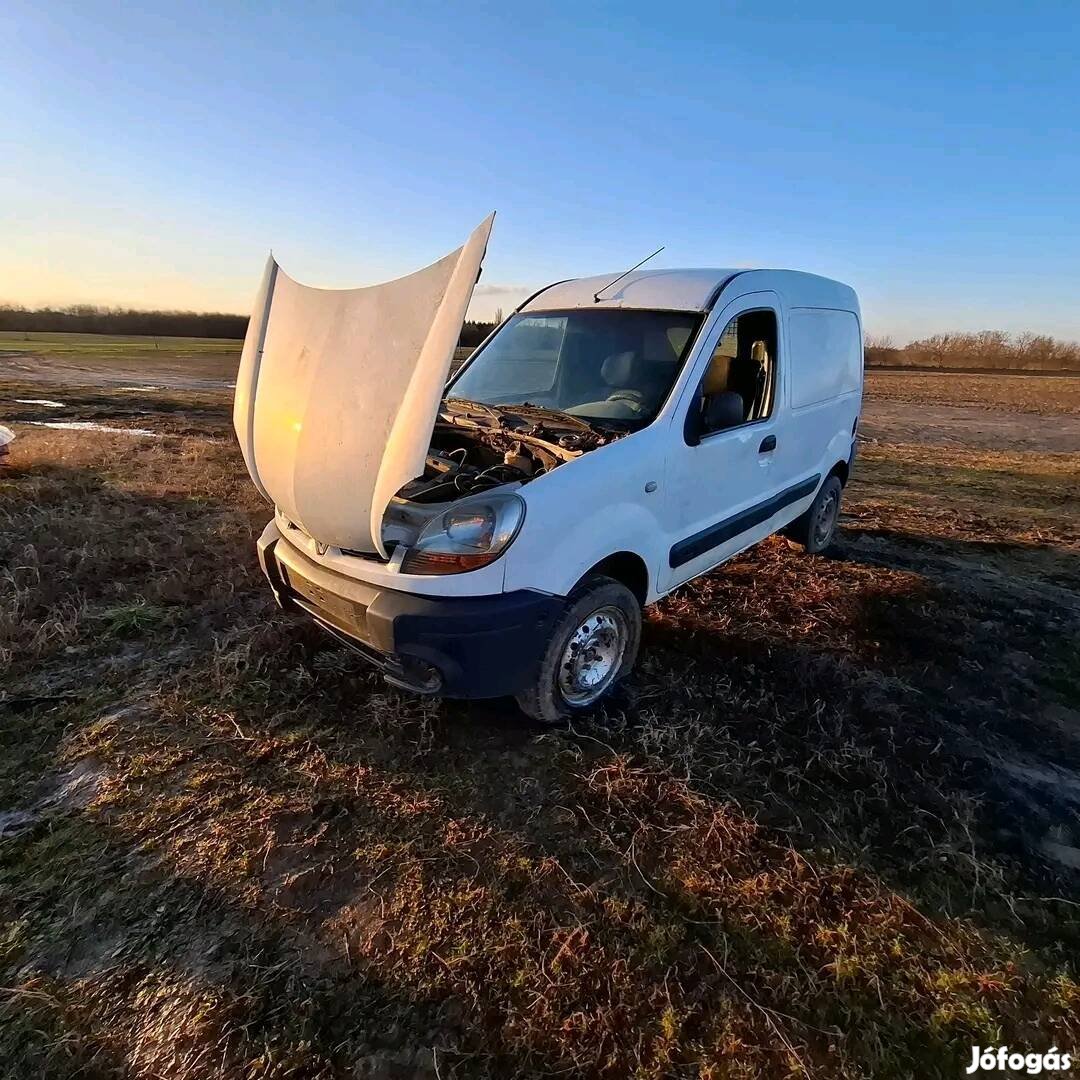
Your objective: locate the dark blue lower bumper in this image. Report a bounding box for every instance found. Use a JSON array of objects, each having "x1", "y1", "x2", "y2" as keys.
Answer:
[{"x1": 258, "y1": 529, "x2": 563, "y2": 698}]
